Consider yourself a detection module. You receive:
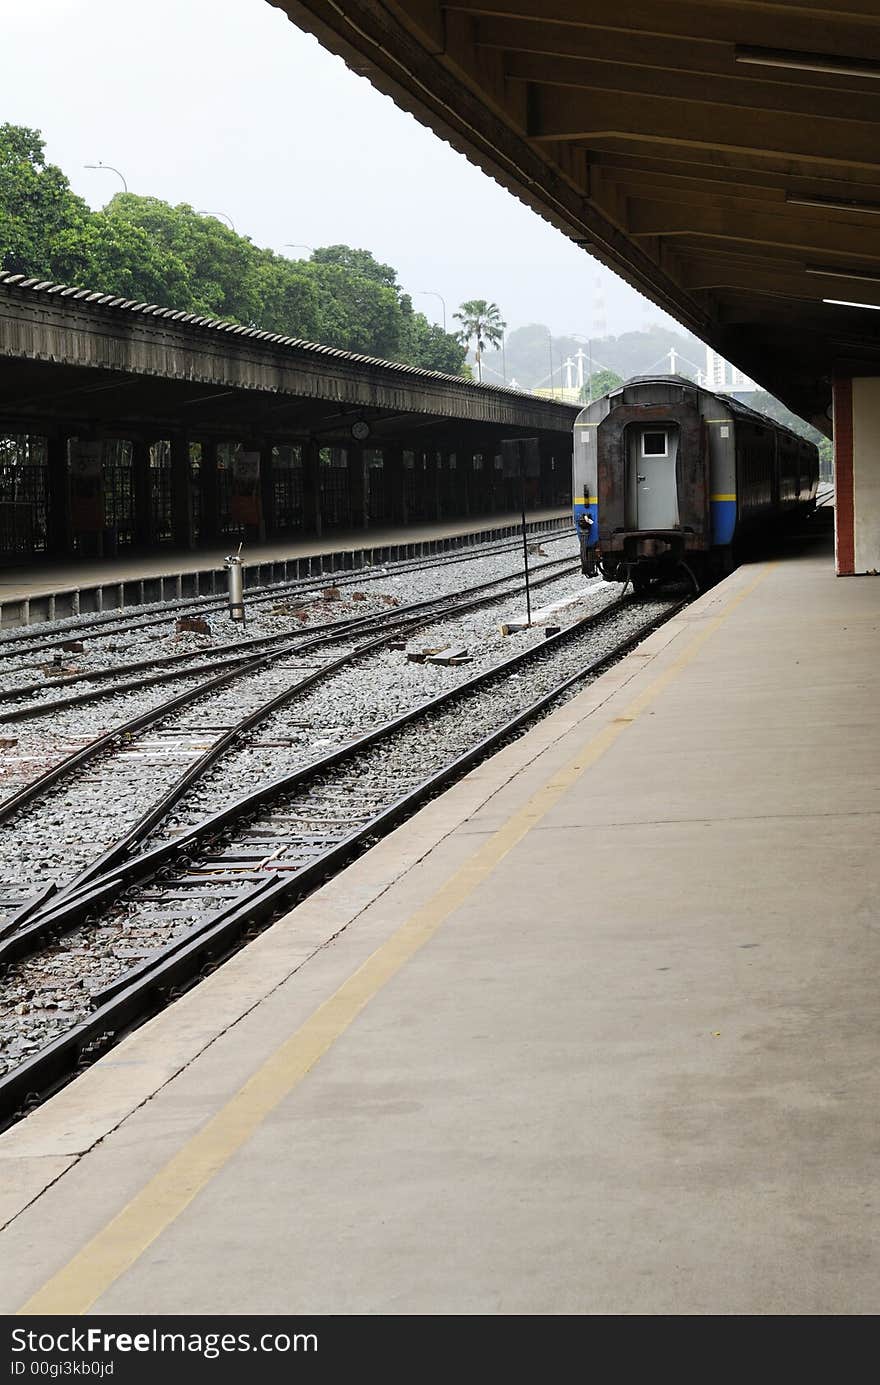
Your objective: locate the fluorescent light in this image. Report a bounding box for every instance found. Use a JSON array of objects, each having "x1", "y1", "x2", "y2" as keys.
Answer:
[
  {"x1": 806, "y1": 264, "x2": 880, "y2": 283},
  {"x1": 823, "y1": 298, "x2": 880, "y2": 311},
  {"x1": 735, "y1": 45, "x2": 880, "y2": 79},
  {"x1": 787, "y1": 193, "x2": 880, "y2": 215}
]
